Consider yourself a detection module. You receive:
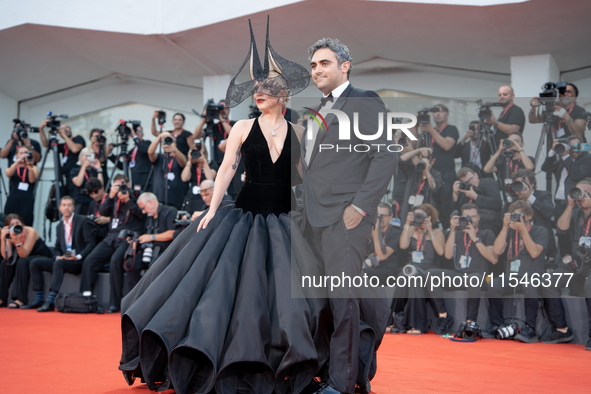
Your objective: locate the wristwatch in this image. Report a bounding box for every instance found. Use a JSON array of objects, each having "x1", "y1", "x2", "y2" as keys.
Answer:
[
  {"x1": 151, "y1": 235, "x2": 156, "y2": 241},
  {"x1": 475, "y1": 237, "x2": 482, "y2": 244}
]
